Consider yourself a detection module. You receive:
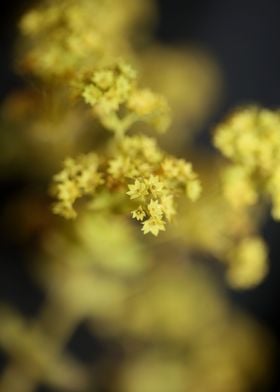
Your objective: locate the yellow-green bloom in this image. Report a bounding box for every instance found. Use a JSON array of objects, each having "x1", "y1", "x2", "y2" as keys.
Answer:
[
  {"x1": 214, "y1": 106, "x2": 280, "y2": 219},
  {"x1": 76, "y1": 60, "x2": 171, "y2": 136},
  {"x1": 51, "y1": 135, "x2": 201, "y2": 236}
]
